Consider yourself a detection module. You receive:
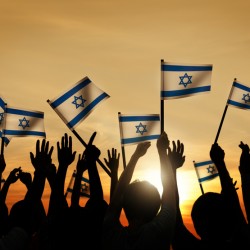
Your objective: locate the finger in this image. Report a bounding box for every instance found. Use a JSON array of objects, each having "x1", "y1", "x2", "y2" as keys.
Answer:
[
  {"x1": 108, "y1": 149, "x2": 111, "y2": 159},
  {"x1": 48, "y1": 146, "x2": 54, "y2": 158},
  {"x1": 45, "y1": 141, "x2": 49, "y2": 154},
  {"x1": 65, "y1": 133, "x2": 68, "y2": 147},
  {"x1": 36, "y1": 140, "x2": 40, "y2": 155},
  {"x1": 41, "y1": 139, "x2": 46, "y2": 153},
  {"x1": 172, "y1": 141, "x2": 176, "y2": 152},
  {"x1": 88, "y1": 131, "x2": 97, "y2": 146},
  {"x1": 69, "y1": 135, "x2": 72, "y2": 149}
]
